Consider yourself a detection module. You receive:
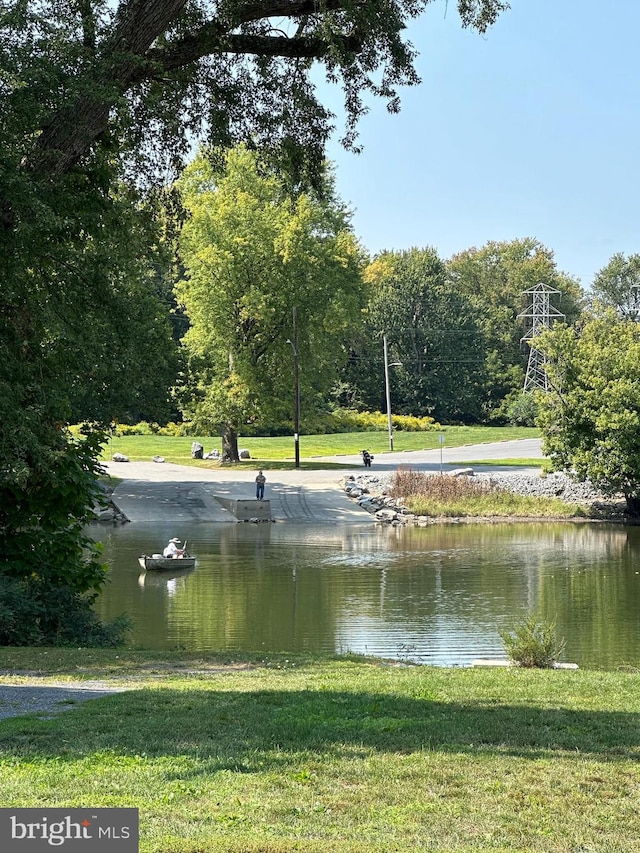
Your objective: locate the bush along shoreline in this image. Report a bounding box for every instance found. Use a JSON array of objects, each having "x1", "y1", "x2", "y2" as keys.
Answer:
[{"x1": 344, "y1": 469, "x2": 628, "y2": 525}]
